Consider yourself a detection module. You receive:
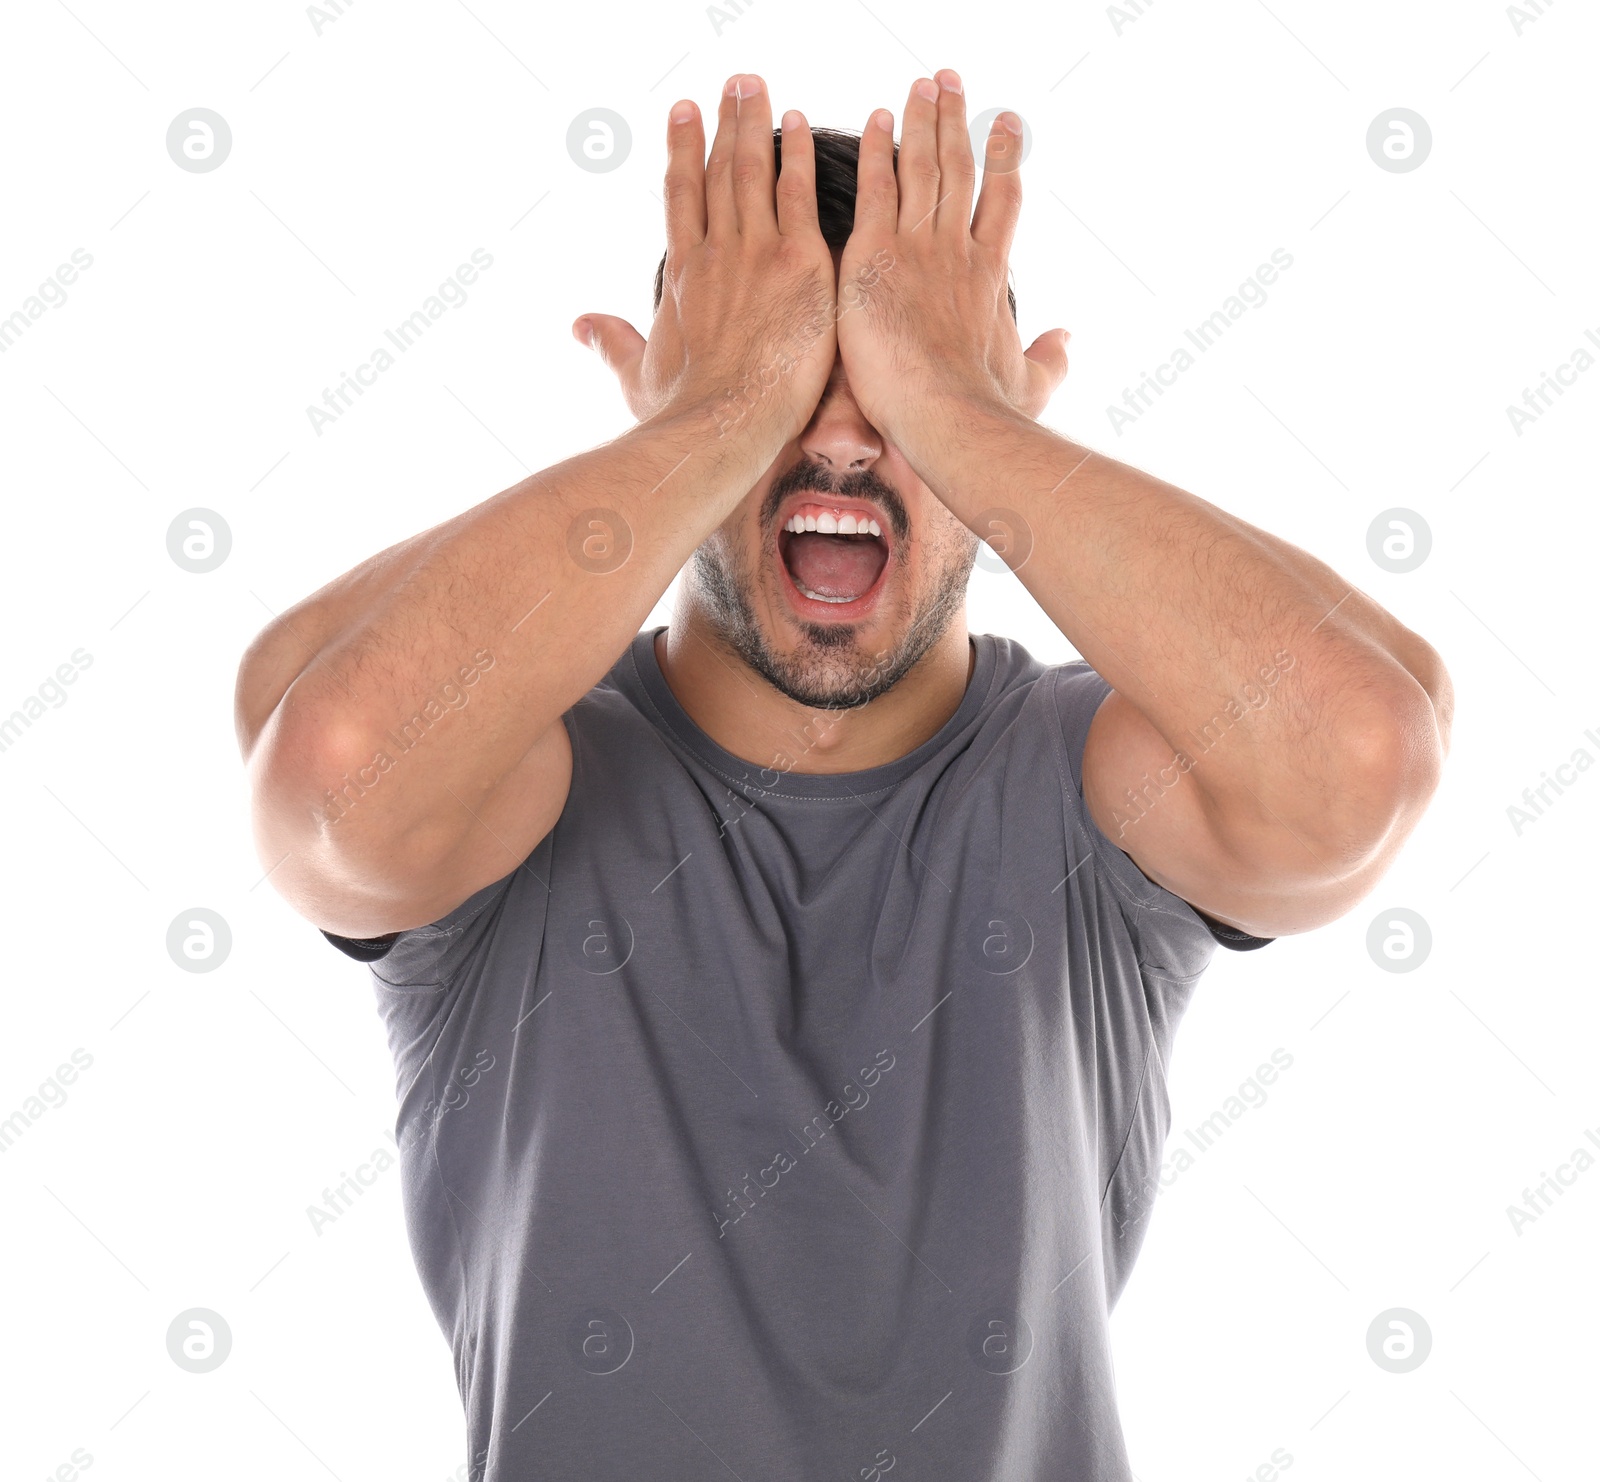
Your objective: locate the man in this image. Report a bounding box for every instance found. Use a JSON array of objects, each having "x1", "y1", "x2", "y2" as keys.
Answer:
[{"x1": 235, "y1": 70, "x2": 1451, "y2": 1481}]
